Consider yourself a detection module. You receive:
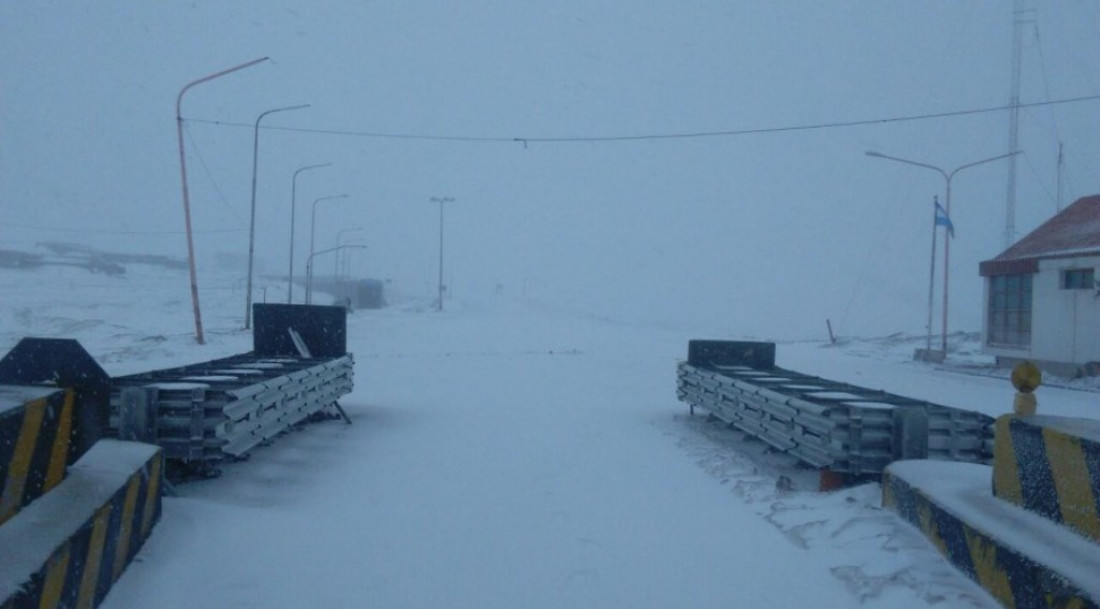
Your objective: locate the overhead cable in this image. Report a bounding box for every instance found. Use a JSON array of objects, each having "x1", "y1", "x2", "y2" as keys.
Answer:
[{"x1": 183, "y1": 94, "x2": 1100, "y2": 144}]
